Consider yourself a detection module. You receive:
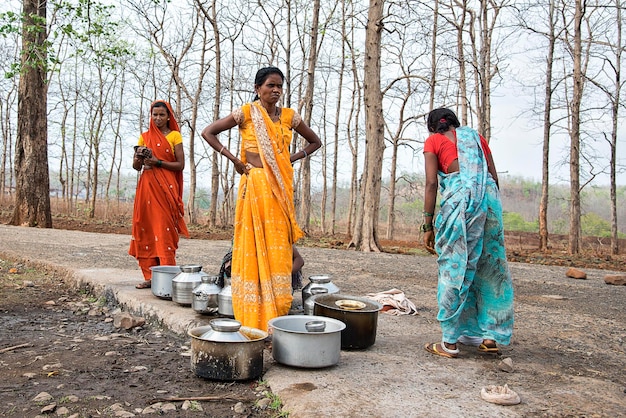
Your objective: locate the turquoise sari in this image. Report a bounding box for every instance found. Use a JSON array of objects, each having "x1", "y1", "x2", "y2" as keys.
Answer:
[{"x1": 434, "y1": 127, "x2": 514, "y2": 345}]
